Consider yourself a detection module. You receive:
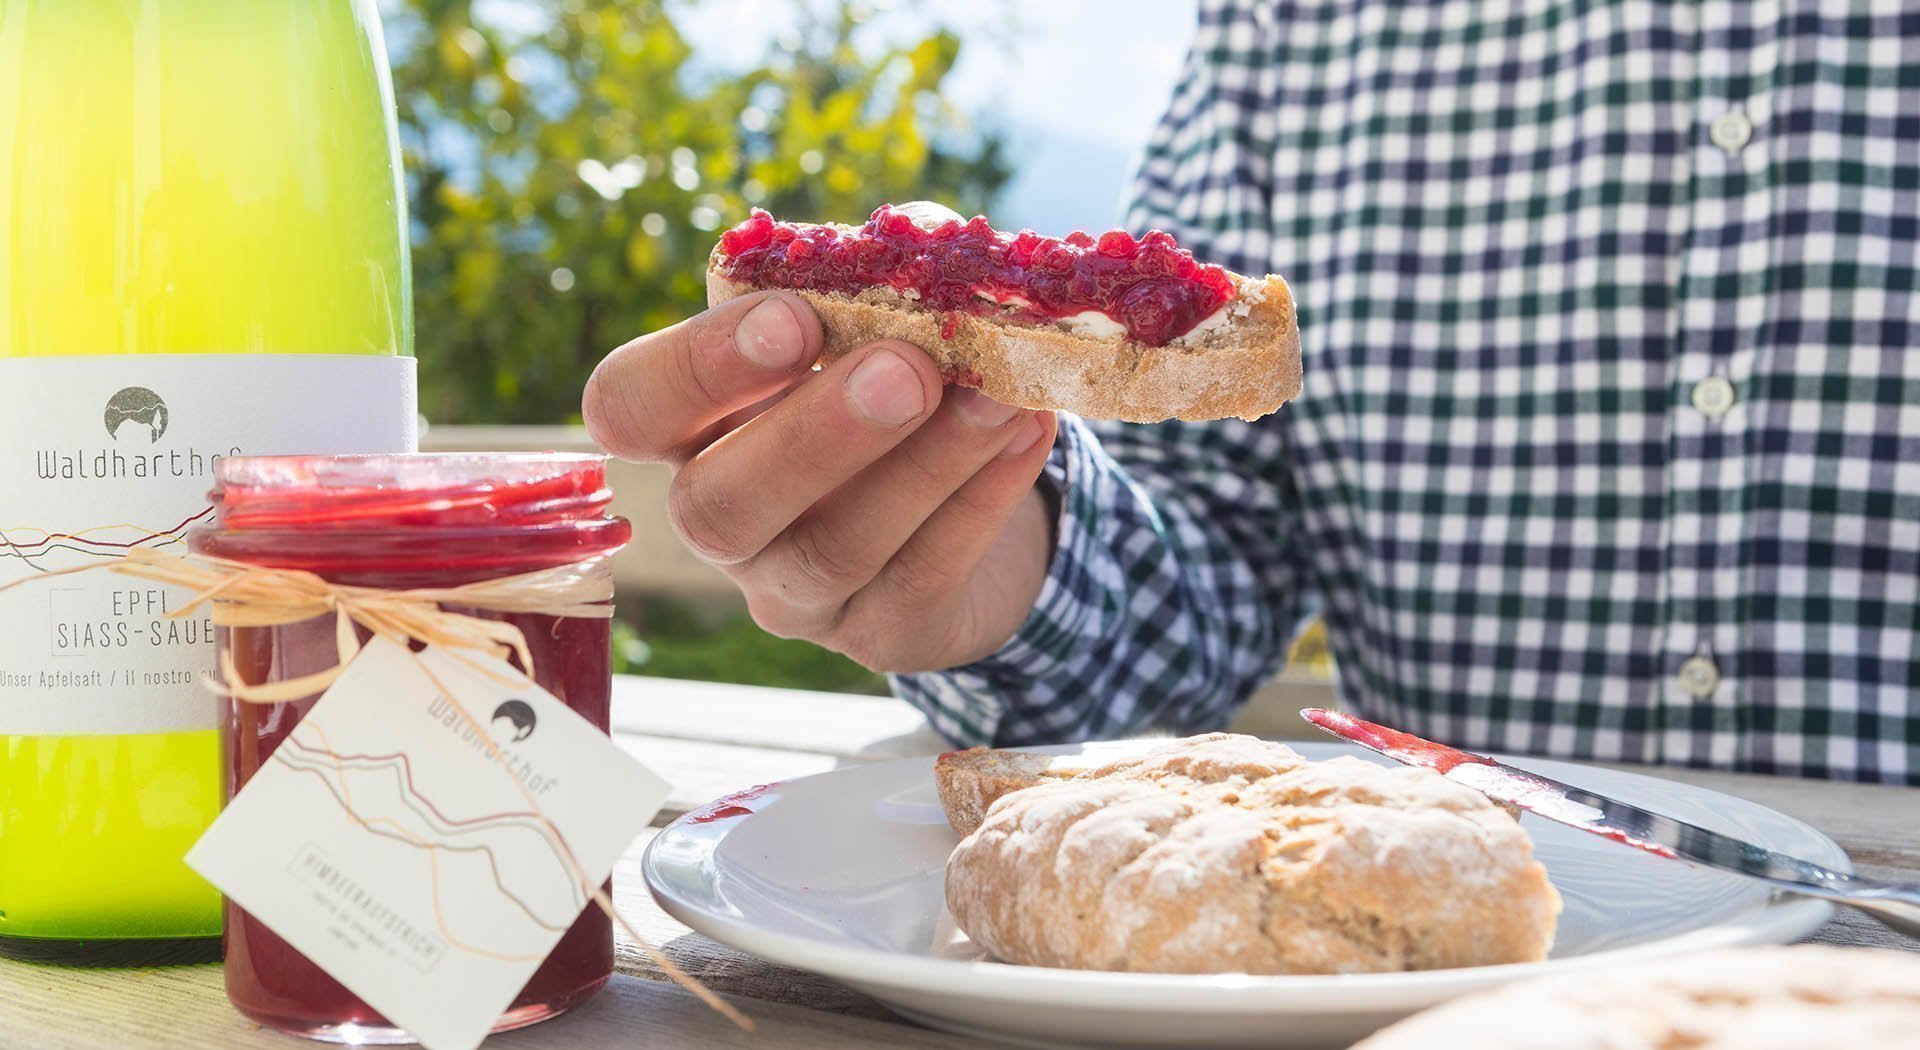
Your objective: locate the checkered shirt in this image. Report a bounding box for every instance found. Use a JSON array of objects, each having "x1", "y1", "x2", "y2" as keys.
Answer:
[{"x1": 894, "y1": 0, "x2": 1920, "y2": 784}]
